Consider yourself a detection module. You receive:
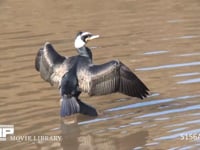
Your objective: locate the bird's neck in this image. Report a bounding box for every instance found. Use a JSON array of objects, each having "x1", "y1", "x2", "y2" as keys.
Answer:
[{"x1": 77, "y1": 46, "x2": 93, "y2": 60}]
